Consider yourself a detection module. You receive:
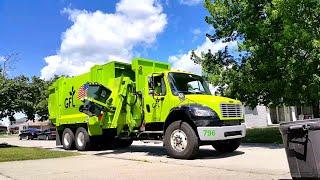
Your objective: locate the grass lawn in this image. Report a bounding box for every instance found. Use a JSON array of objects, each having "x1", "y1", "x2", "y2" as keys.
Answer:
[
  {"x1": 0, "y1": 146, "x2": 80, "y2": 162},
  {"x1": 0, "y1": 134, "x2": 17, "y2": 138},
  {"x1": 243, "y1": 127, "x2": 283, "y2": 144}
]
